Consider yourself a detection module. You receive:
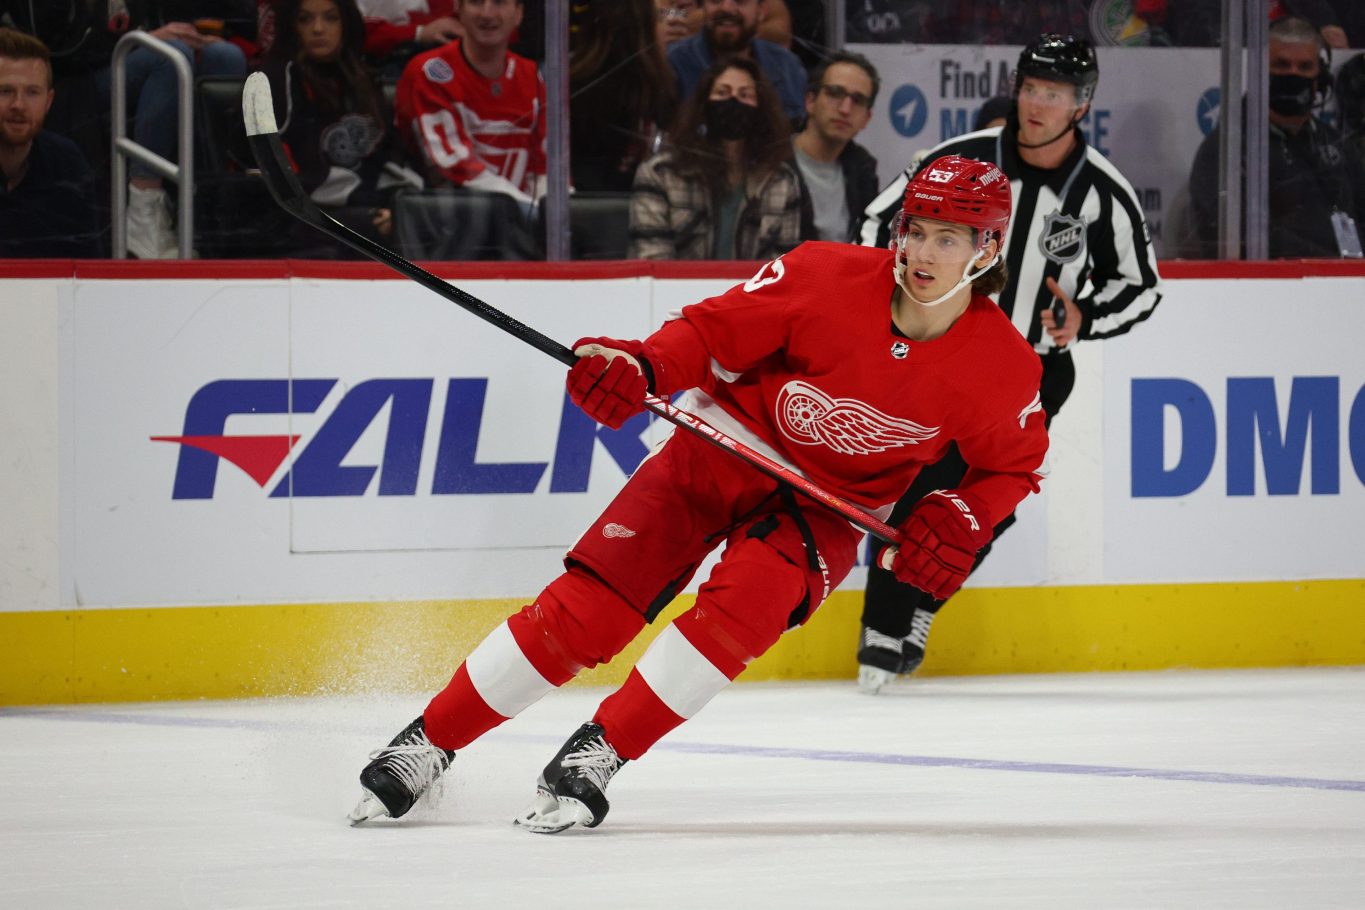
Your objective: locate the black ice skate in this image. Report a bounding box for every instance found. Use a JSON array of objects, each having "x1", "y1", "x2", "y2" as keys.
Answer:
[
  {"x1": 513, "y1": 722, "x2": 626, "y2": 834},
  {"x1": 856, "y1": 609, "x2": 936, "y2": 694},
  {"x1": 347, "y1": 716, "x2": 455, "y2": 826}
]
